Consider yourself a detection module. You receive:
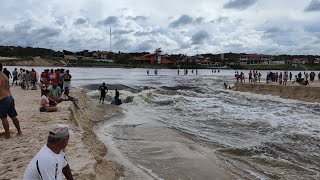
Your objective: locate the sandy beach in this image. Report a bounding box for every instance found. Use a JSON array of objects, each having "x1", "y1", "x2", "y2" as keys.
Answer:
[
  {"x1": 0, "y1": 86, "x2": 124, "y2": 179},
  {"x1": 232, "y1": 80, "x2": 320, "y2": 103}
]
